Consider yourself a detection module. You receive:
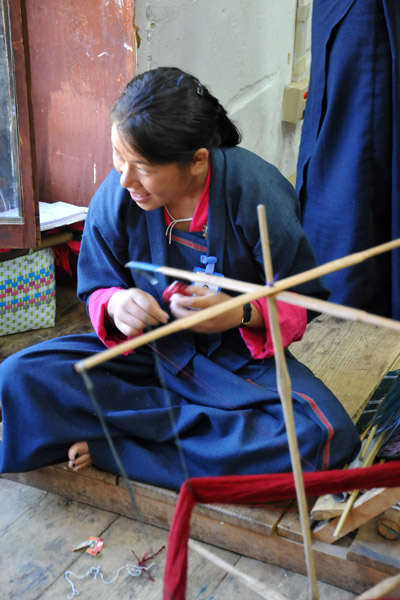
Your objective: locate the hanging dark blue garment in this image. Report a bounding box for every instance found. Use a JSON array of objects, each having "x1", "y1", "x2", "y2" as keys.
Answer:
[{"x1": 296, "y1": 0, "x2": 400, "y2": 318}]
